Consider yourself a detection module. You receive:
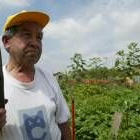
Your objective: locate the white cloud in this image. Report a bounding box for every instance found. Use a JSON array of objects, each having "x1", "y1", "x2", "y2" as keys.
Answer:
[
  {"x1": 43, "y1": 14, "x2": 108, "y2": 58},
  {"x1": 108, "y1": 10, "x2": 140, "y2": 54},
  {"x1": 111, "y1": 11, "x2": 140, "y2": 39},
  {"x1": 44, "y1": 14, "x2": 106, "y2": 40},
  {"x1": 44, "y1": 18, "x2": 87, "y2": 40},
  {"x1": 0, "y1": 0, "x2": 29, "y2": 9}
]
